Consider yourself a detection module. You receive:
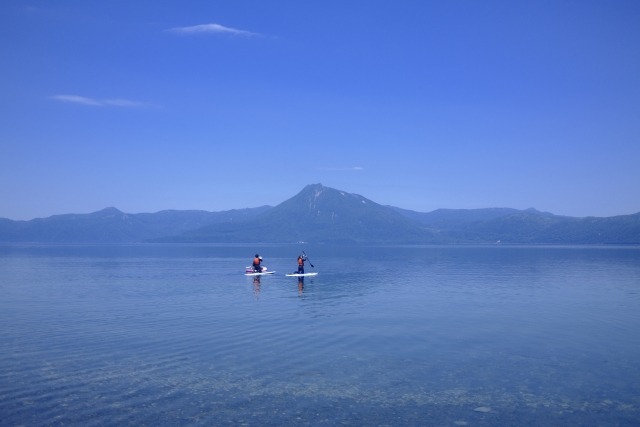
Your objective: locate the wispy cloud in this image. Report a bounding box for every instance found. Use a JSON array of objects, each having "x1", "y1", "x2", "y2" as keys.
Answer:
[
  {"x1": 52, "y1": 95, "x2": 150, "y2": 108},
  {"x1": 317, "y1": 167, "x2": 364, "y2": 171},
  {"x1": 103, "y1": 99, "x2": 146, "y2": 107},
  {"x1": 167, "y1": 23, "x2": 260, "y2": 36},
  {"x1": 52, "y1": 95, "x2": 102, "y2": 106}
]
